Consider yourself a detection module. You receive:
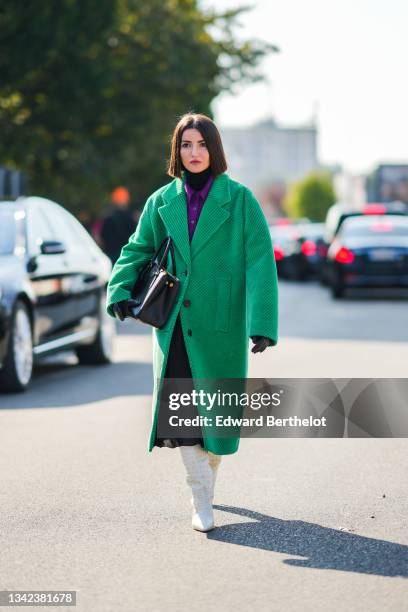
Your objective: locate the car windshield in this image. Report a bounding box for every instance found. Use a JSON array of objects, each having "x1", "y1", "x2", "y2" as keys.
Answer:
[
  {"x1": 0, "y1": 207, "x2": 16, "y2": 254},
  {"x1": 340, "y1": 216, "x2": 408, "y2": 238}
]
